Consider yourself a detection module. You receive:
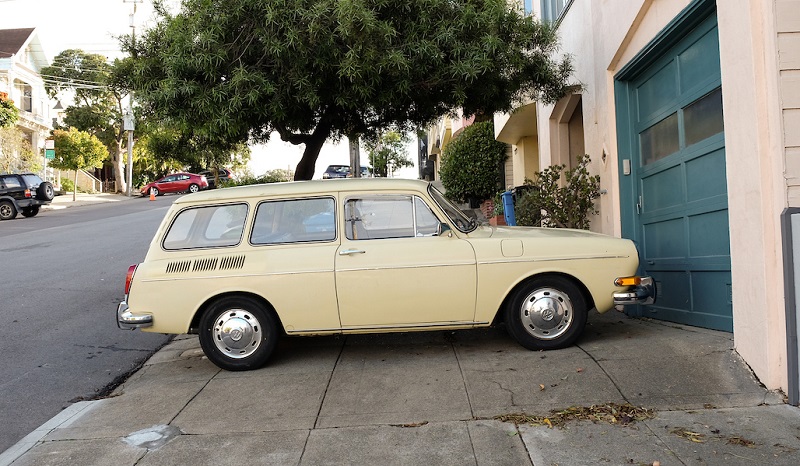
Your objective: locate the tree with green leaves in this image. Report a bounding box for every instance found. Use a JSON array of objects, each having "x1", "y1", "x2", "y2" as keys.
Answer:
[
  {"x1": 366, "y1": 131, "x2": 412, "y2": 177},
  {"x1": 0, "y1": 127, "x2": 38, "y2": 173},
  {"x1": 41, "y1": 49, "x2": 130, "y2": 193},
  {"x1": 0, "y1": 97, "x2": 20, "y2": 128},
  {"x1": 51, "y1": 127, "x2": 109, "y2": 201},
  {"x1": 125, "y1": 0, "x2": 573, "y2": 181}
]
